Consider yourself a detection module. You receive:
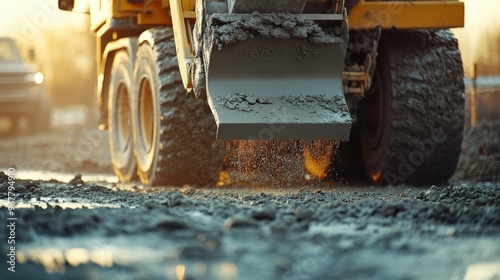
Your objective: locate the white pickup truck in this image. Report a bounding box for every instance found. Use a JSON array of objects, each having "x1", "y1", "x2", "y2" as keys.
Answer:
[{"x1": 0, "y1": 37, "x2": 51, "y2": 133}]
